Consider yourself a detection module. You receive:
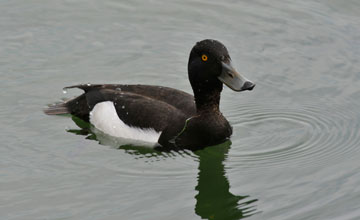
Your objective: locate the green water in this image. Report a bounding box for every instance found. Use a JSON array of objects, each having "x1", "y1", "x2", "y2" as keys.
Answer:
[{"x1": 1, "y1": 0, "x2": 360, "y2": 219}]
